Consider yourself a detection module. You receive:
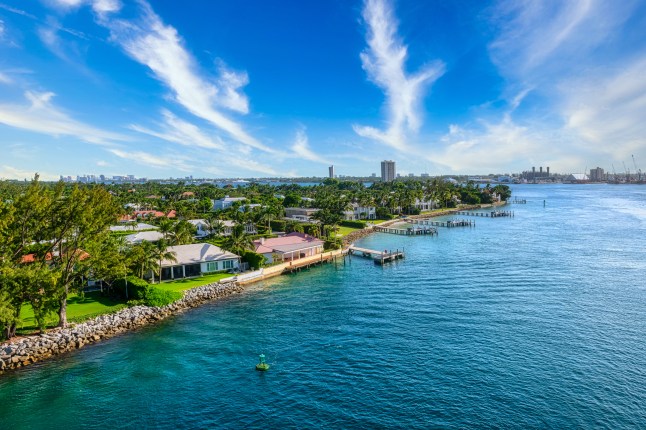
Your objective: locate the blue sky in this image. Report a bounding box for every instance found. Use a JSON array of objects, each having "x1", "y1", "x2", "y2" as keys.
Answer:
[{"x1": 1, "y1": 0, "x2": 645, "y2": 180}]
